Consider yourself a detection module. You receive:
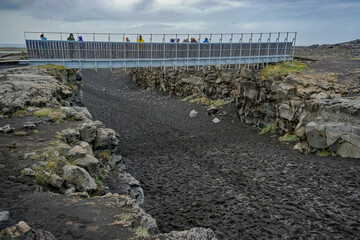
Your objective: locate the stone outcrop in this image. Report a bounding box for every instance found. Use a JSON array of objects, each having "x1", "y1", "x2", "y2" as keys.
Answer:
[
  {"x1": 0, "y1": 66, "x2": 82, "y2": 117},
  {"x1": 132, "y1": 66, "x2": 360, "y2": 158}
]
